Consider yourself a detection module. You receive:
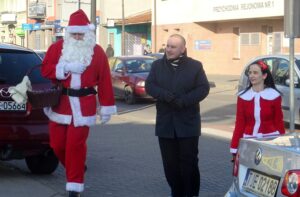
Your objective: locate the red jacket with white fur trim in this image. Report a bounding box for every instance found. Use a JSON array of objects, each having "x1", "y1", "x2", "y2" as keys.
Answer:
[
  {"x1": 230, "y1": 88, "x2": 285, "y2": 154},
  {"x1": 41, "y1": 39, "x2": 116, "y2": 127}
]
